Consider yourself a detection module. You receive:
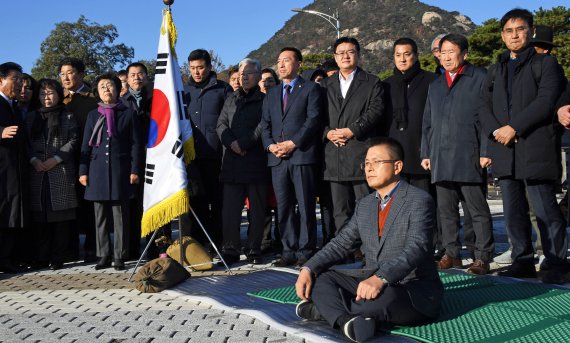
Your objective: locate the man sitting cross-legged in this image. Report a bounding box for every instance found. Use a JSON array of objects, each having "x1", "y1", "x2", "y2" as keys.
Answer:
[{"x1": 295, "y1": 137, "x2": 443, "y2": 342}]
